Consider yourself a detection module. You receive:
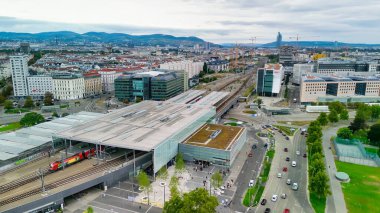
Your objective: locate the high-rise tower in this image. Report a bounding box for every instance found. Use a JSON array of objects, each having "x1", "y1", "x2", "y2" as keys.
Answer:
[{"x1": 276, "y1": 32, "x2": 282, "y2": 48}]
